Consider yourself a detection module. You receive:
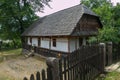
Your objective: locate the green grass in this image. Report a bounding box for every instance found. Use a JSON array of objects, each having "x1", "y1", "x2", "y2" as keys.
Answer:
[
  {"x1": 96, "y1": 71, "x2": 120, "y2": 80},
  {"x1": 0, "y1": 48, "x2": 22, "y2": 63},
  {"x1": 104, "y1": 71, "x2": 120, "y2": 80},
  {"x1": 1, "y1": 48, "x2": 22, "y2": 54}
]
